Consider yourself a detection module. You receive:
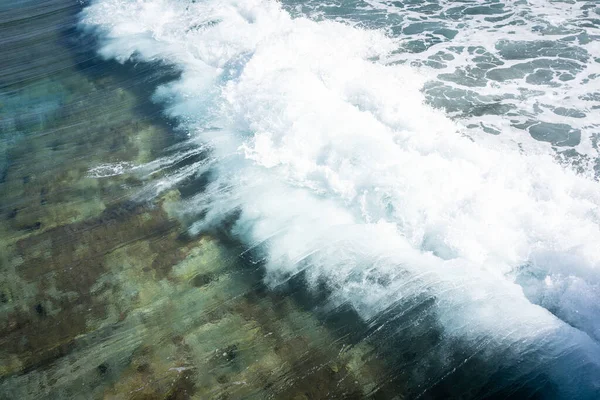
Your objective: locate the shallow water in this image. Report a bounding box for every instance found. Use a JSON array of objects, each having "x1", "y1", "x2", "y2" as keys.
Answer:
[
  {"x1": 0, "y1": 1, "x2": 395, "y2": 398},
  {"x1": 2, "y1": 0, "x2": 600, "y2": 399}
]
